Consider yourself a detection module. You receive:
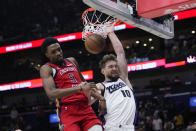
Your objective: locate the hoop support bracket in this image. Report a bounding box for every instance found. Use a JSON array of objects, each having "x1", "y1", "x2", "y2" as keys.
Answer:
[{"x1": 83, "y1": 0, "x2": 174, "y2": 39}]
